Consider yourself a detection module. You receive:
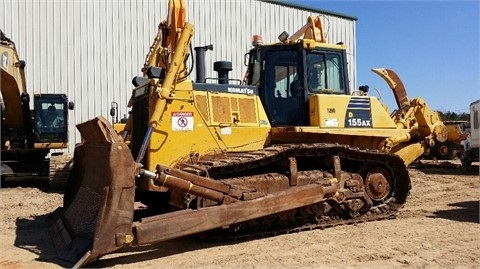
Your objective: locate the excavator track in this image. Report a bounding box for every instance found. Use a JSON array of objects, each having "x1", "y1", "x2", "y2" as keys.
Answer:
[
  {"x1": 49, "y1": 152, "x2": 74, "y2": 190},
  {"x1": 176, "y1": 143, "x2": 410, "y2": 240}
]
